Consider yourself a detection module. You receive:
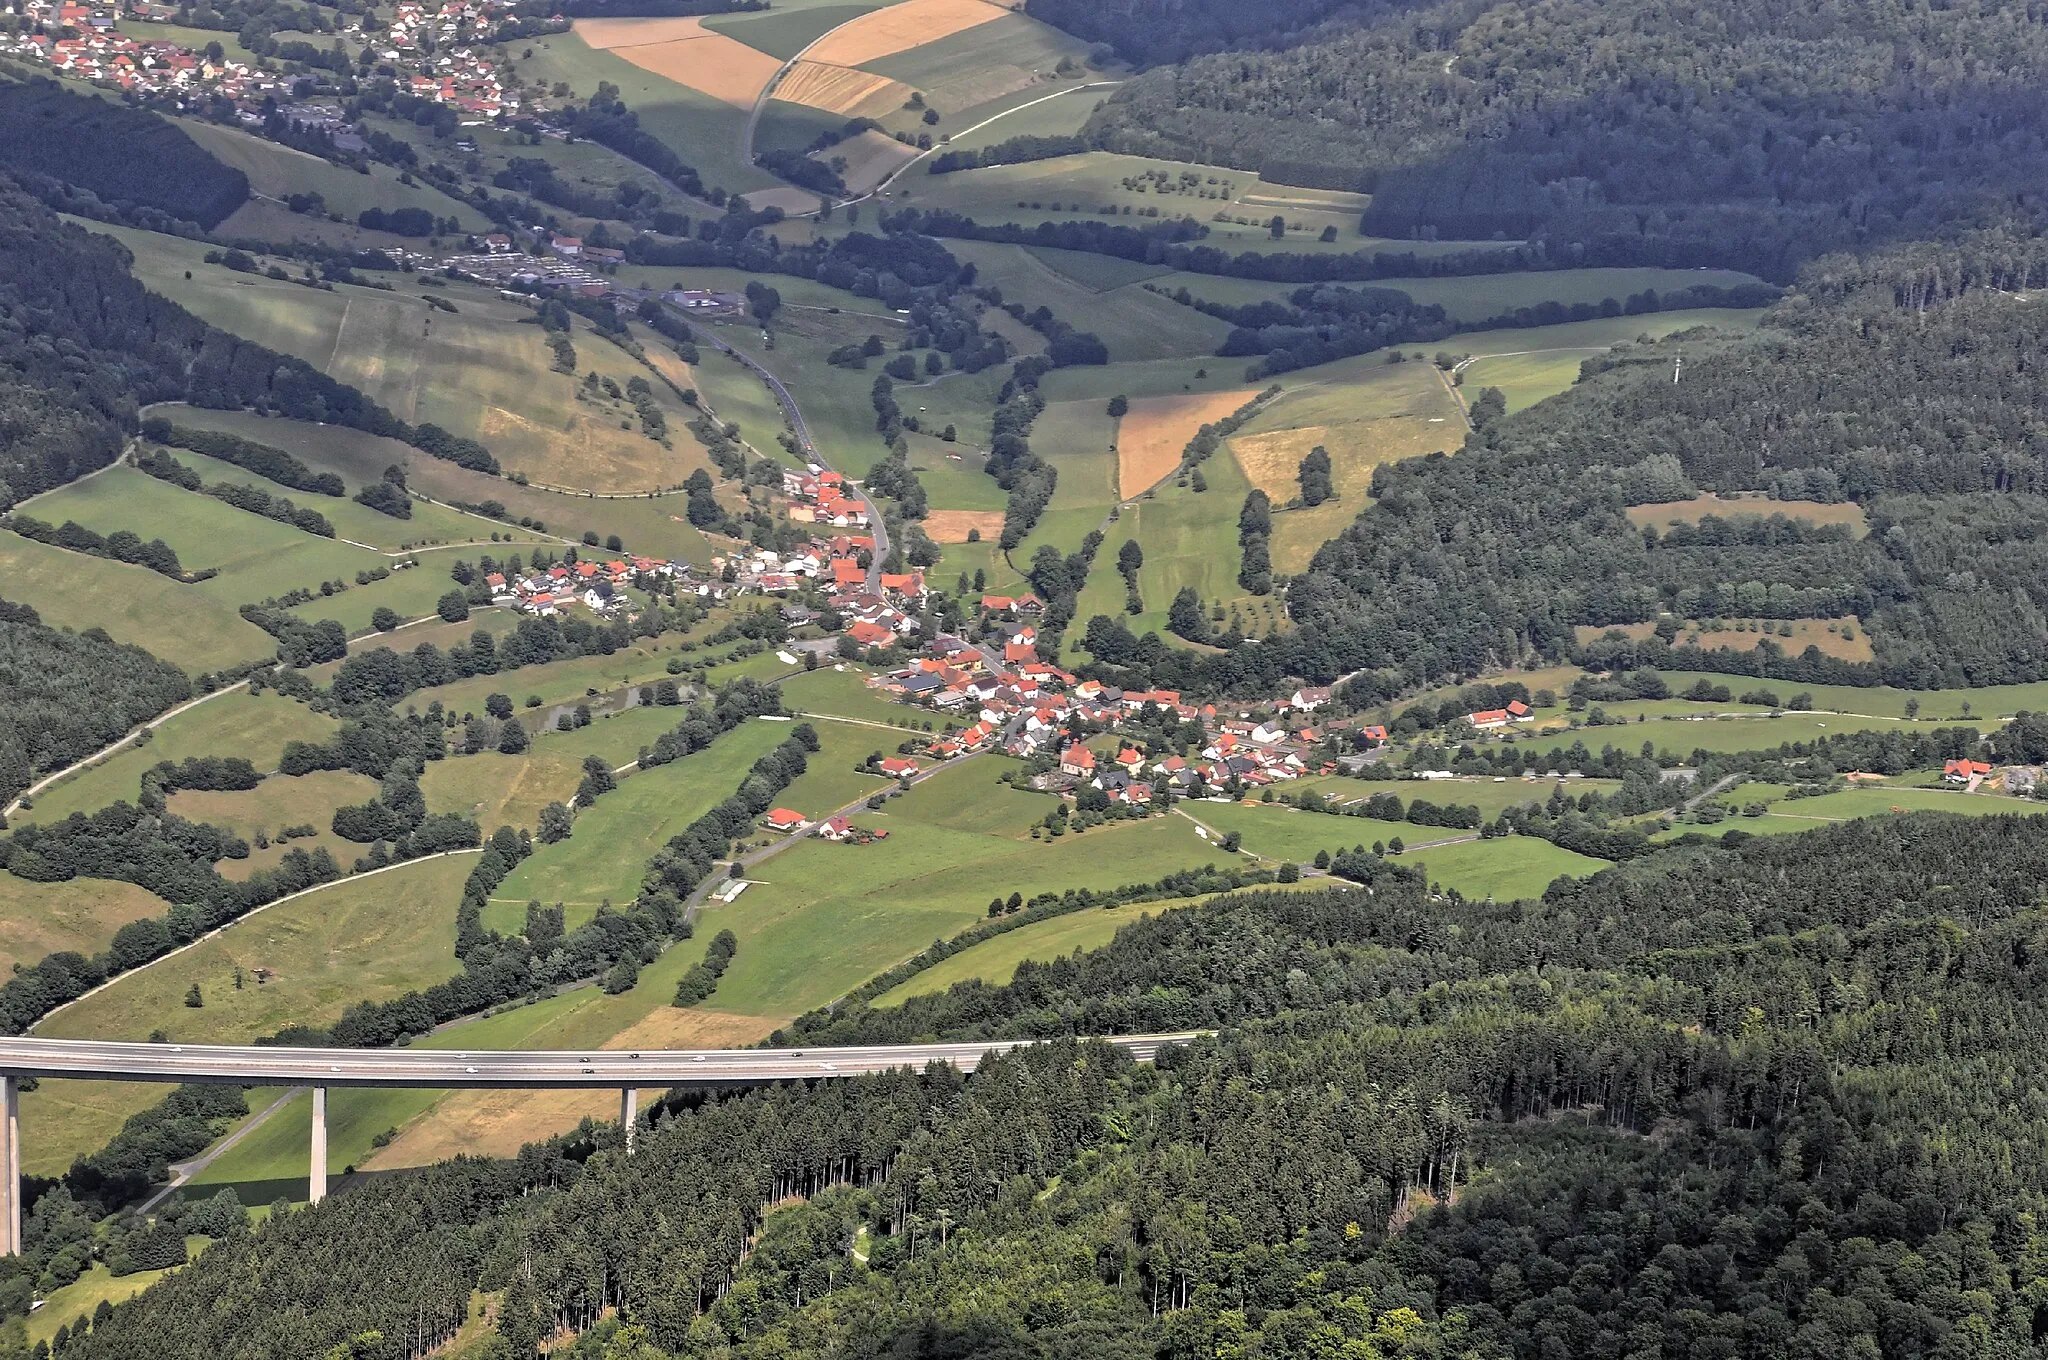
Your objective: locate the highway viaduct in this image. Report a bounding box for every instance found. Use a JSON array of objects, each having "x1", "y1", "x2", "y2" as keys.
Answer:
[{"x1": 0, "y1": 1033, "x2": 1196, "y2": 1254}]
